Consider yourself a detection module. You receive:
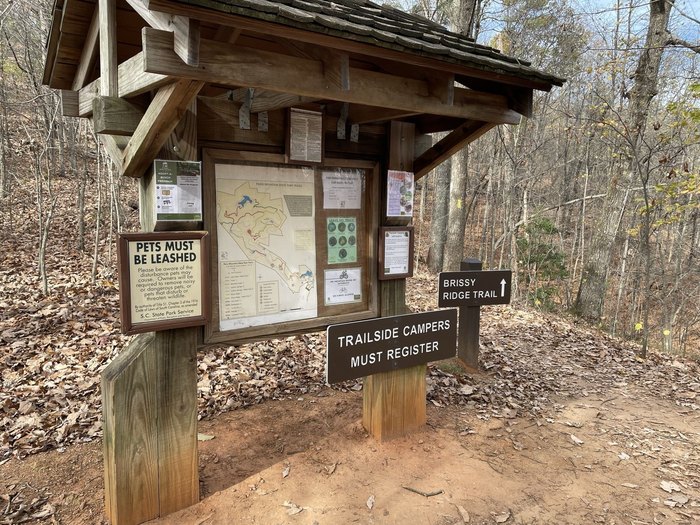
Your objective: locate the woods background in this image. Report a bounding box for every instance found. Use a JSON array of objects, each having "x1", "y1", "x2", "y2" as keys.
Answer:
[{"x1": 0, "y1": 0, "x2": 698, "y2": 356}]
